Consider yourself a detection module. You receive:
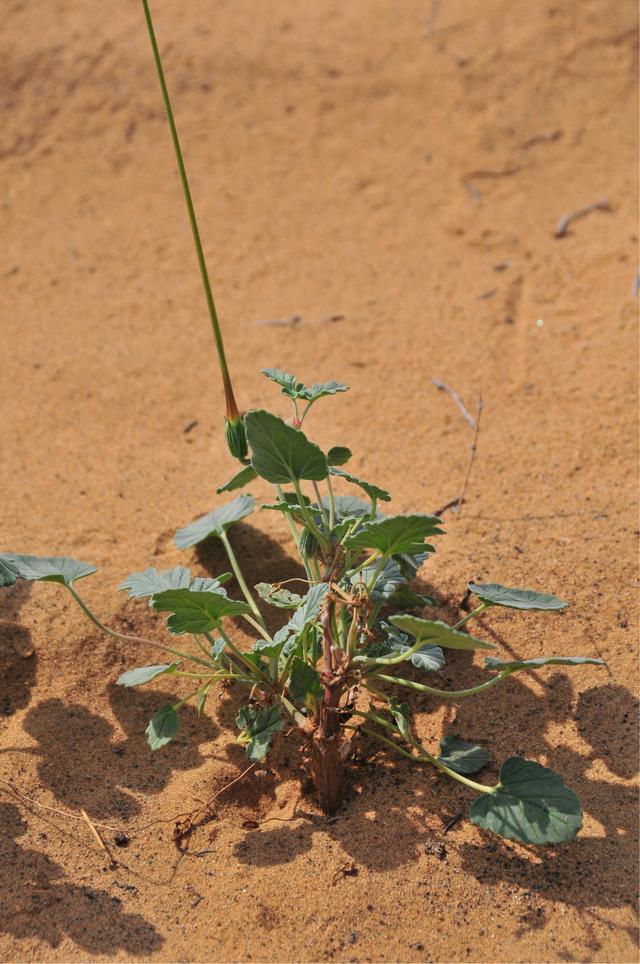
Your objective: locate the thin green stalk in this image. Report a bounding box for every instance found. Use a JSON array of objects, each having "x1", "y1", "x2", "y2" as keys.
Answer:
[
  {"x1": 292, "y1": 479, "x2": 329, "y2": 550},
  {"x1": 326, "y1": 475, "x2": 336, "y2": 530},
  {"x1": 452, "y1": 603, "x2": 487, "y2": 630},
  {"x1": 360, "y1": 726, "x2": 493, "y2": 794},
  {"x1": 312, "y1": 481, "x2": 331, "y2": 532},
  {"x1": 214, "y1": 624, "x2": 268, "y2": 682},
  {"x1": 274, "y1": 483, "x2": 313, "y2": 581},
  {"x1": 67, "y1": 586, "x2": 213, "y2": 669},
  {"x1": 242, "y1": 613, "x2": 274, "y2": 642},
  {"x1": 141, "y1": 0, "x2": 239, "y2": 418},
  {"x1": 369, "y1": 670, "x2": 510, "y2": 698},
  {"x1": 219, "y1": 530, "x2": 265, "y2": 627}
]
